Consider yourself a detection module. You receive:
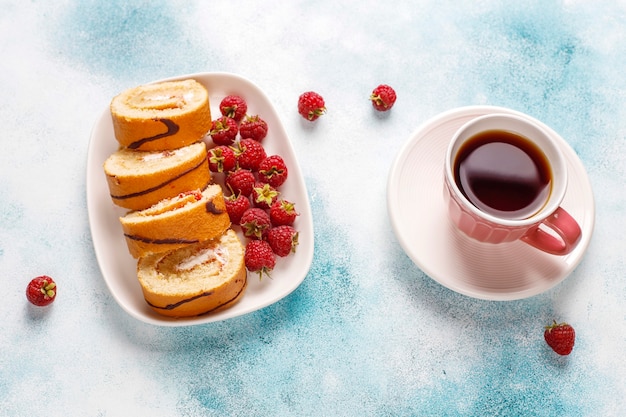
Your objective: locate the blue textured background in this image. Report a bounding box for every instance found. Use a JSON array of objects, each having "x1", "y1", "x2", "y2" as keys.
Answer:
[{"x1": 1, "y1": 1, "x2": 624, "y2": 415}]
